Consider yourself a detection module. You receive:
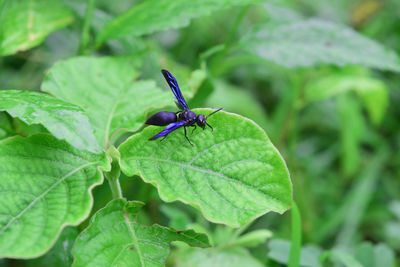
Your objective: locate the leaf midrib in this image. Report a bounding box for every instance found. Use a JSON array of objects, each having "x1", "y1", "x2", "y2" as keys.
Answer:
[
  {"x1": 123, "y1": 211, "x2": 145, "y2": 267},
  {"x1": 125, "y1": 156, "x2": 268, "y2": 196}
]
